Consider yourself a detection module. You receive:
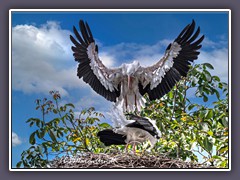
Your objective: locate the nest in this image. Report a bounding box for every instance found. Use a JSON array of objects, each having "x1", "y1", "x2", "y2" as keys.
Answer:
[{"x1": 49, "y1": 152, "x2": 208, "y2": 169}]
